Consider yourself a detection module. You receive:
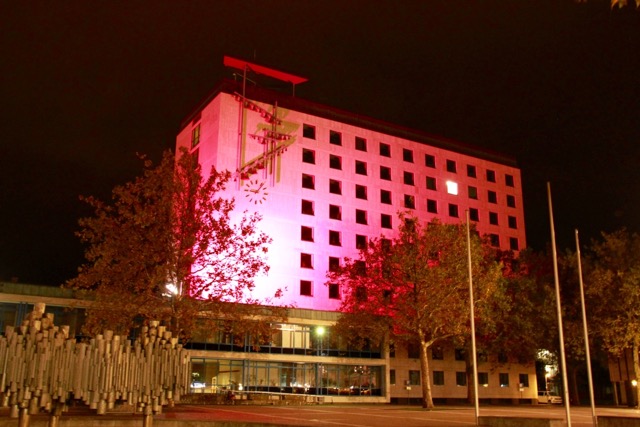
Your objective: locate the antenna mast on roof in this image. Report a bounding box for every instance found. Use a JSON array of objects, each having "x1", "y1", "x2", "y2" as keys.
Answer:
[{"x1": 223, "y1": 55, "x2": 308, "y2": 97}]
